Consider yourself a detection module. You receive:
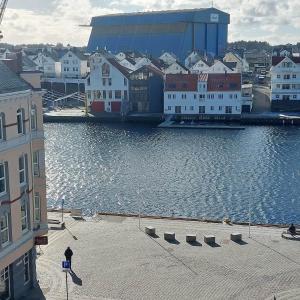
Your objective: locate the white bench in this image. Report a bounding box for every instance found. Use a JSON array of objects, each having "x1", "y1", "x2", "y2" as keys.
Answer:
[
  {"x1": 230, "y1": 233, "x2": 242, "y2": 242},
  {"x1": 186, "y1": 234, "x2": 197, "y2": 243},
  {"x1": 70, "y1": 208, "x2": 83, "y2": 219},
  {"x1": 145, "y1": 226, "x2": 156, "y2": 236},
  {"x1": 164, "y1": 232, "x2": 175, "y2": 241},
  {"x1": 204, "y1": 235, "x2": 215, "y2": 244}
]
